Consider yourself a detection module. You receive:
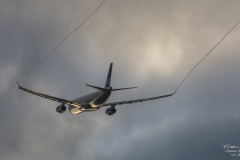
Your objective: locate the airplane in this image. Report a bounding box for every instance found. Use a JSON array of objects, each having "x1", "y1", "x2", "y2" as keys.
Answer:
[{"x1": 17, "y1": 63, "x2": 177, "y2": 116}]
